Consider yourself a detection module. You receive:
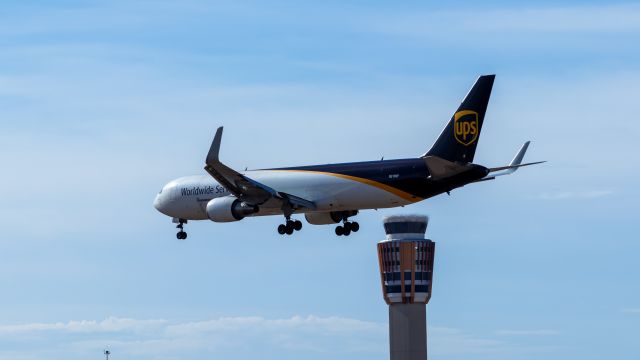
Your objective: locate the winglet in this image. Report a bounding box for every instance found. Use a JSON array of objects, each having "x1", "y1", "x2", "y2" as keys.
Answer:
[
  {"x1": 206, "y1": 126, "x2": 223, "y2": 165},
  {"x1": 510, "y1": 141, "x2": 530, "y2": 167},
  {"x1": 487, "y1": 141, "x2": 545, "y2": 177}
]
